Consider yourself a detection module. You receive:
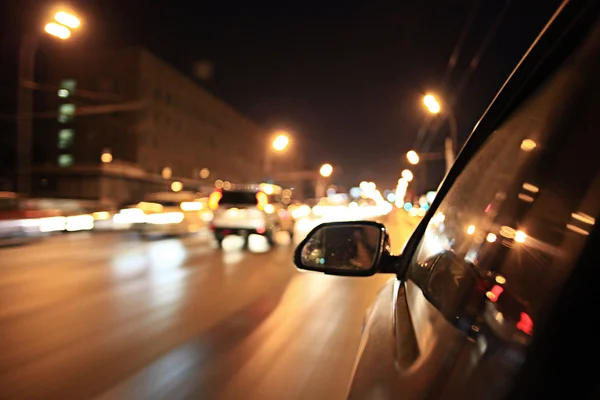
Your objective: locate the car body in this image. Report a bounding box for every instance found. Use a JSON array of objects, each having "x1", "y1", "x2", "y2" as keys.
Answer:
[
  {"x1": 121, "y1": 191, "x2": 209, "y2": 238},
  {"x1": 294, "y1": 3, "x2": 600, "y2": 399},
  {"x1": 209, "y1": 183, "x2": 294, "y2": 247}
]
